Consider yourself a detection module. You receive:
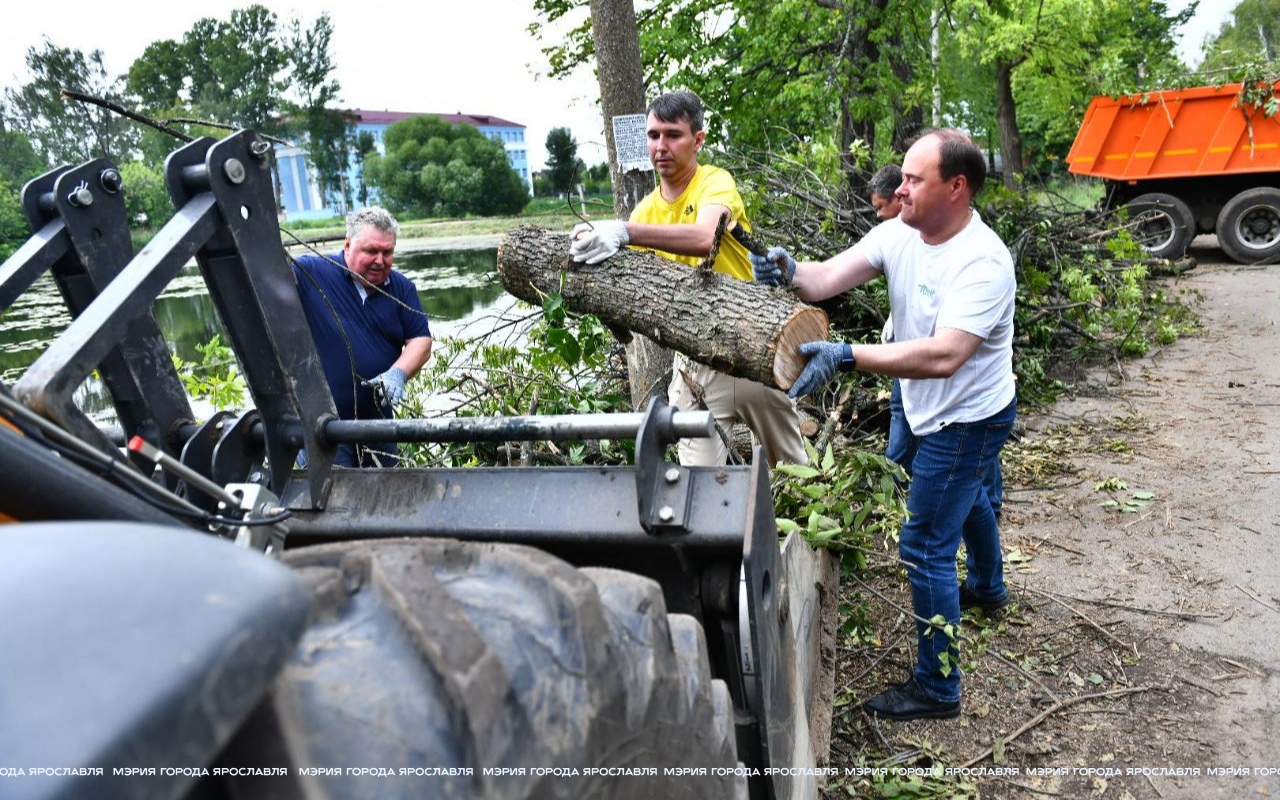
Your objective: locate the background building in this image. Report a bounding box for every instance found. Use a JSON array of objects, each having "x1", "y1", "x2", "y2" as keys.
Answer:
[{"x1": 277, "y1": 109, "x2": 530, "y2": 220}]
